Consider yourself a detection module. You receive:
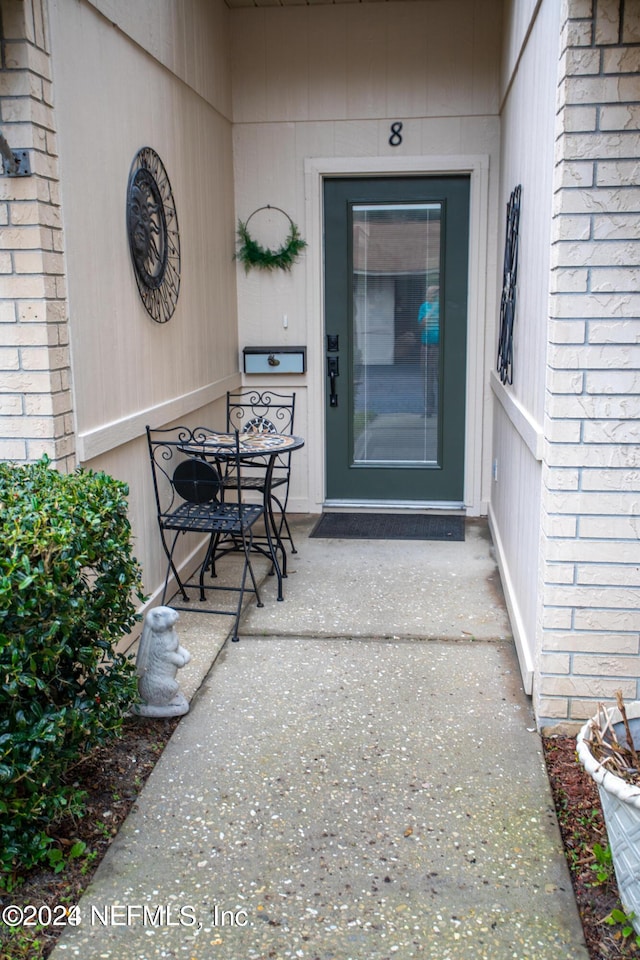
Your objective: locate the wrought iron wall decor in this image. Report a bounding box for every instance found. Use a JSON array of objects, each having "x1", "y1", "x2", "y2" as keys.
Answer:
[
  {"x1": 497, "y1": 184, "x2": 521, "y2": 385},
  {"x1": 126, "y1": 147, "x2": 181, "y2": 324},
  {"x1": 235, "y1": 205, "x2": 307, "y2": 273}
]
